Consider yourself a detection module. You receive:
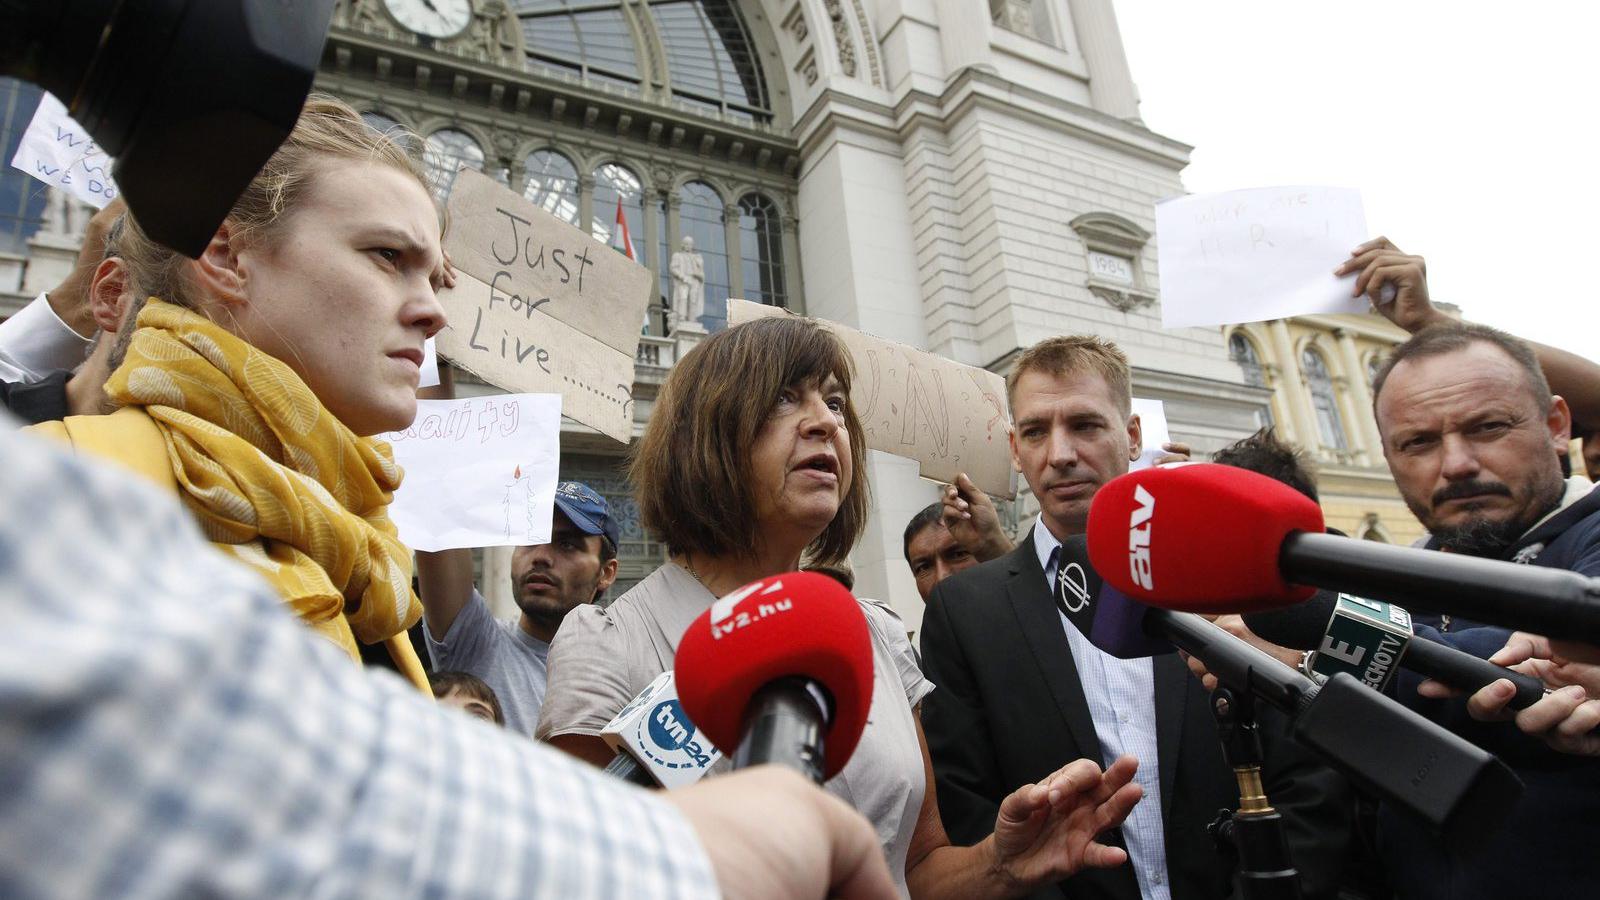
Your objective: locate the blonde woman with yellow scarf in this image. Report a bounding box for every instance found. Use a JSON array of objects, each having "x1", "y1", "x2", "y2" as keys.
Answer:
[{"x1": 31, "y1": 97, "x2": 447, "y2": 690}]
